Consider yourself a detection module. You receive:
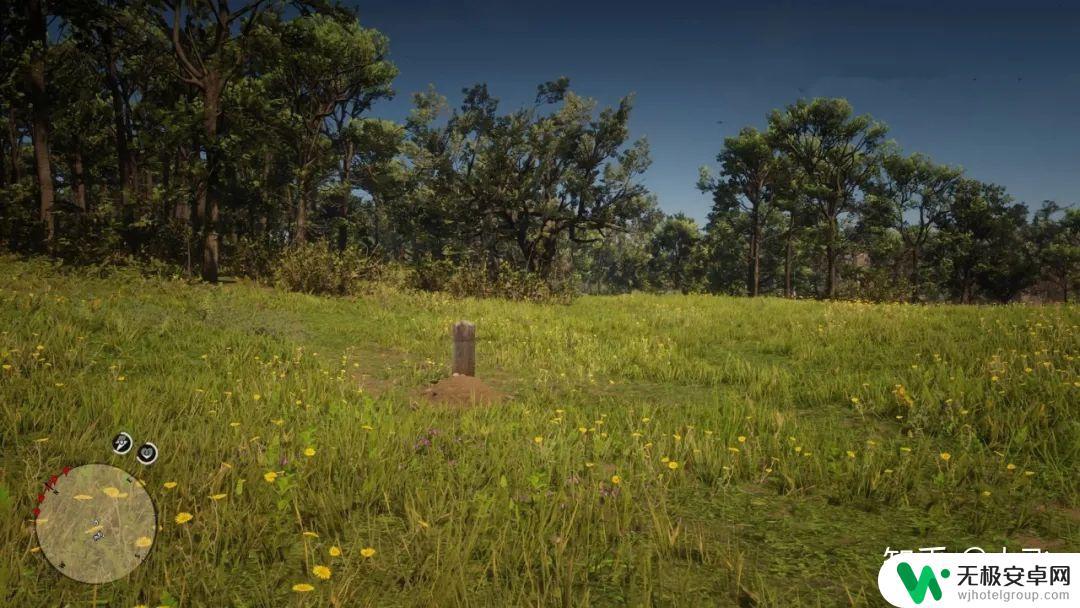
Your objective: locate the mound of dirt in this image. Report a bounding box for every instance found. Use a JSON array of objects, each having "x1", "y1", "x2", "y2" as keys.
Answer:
[{"x1": 421, "y1": 374, "x2": 502, "y2": 406}]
